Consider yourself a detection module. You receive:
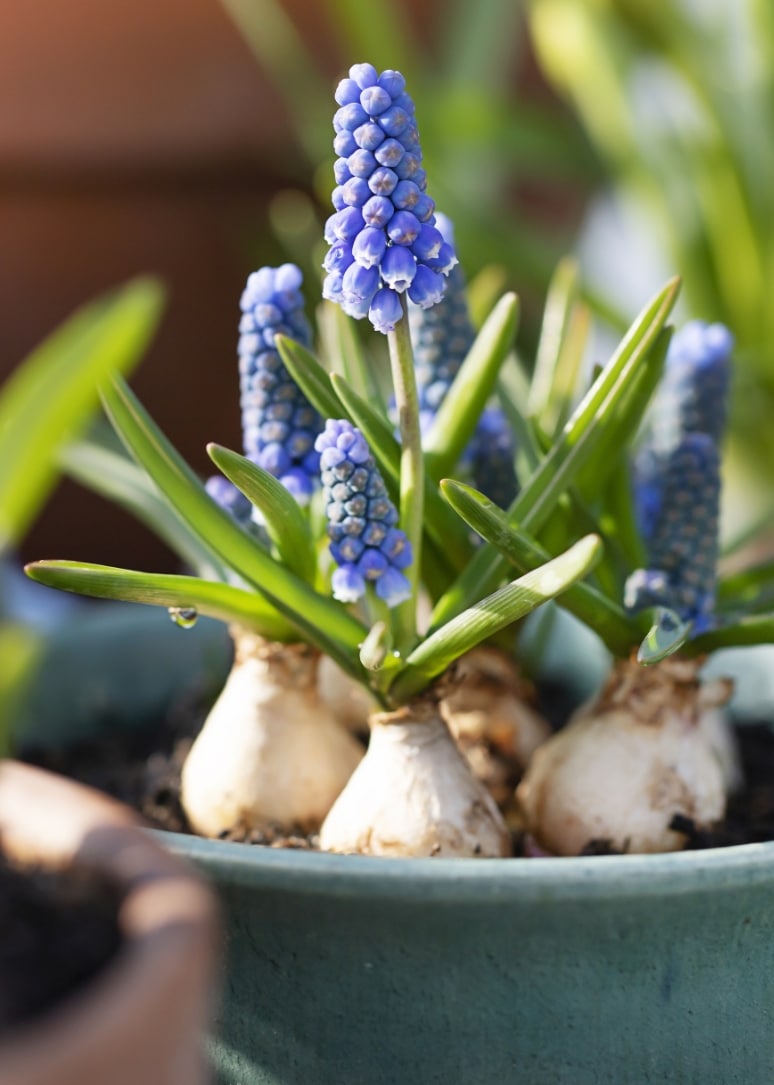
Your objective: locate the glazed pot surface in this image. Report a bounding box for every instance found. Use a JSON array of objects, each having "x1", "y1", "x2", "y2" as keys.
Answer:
[{"x1": 169, "y1": 833, "x2": 774, "y2": 1085}]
